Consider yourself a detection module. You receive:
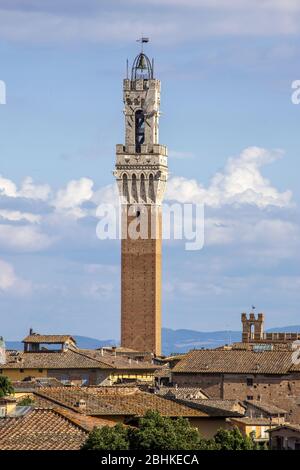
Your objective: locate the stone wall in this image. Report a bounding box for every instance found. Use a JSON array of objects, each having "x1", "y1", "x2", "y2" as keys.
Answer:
[{"x1": 173, "y1": 371, "x2": 300, "y2": 423}]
